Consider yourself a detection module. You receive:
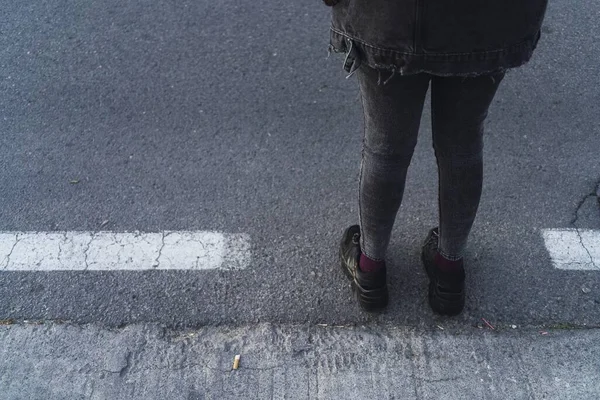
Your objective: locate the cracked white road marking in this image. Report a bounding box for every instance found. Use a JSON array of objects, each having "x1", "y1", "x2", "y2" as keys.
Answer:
[
  {"x1": 0, "y1": 231, "x2": 250, "y2": 271},
  {"x1": 542, "y1": 229, "x2": 600, "y2": 270}
]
